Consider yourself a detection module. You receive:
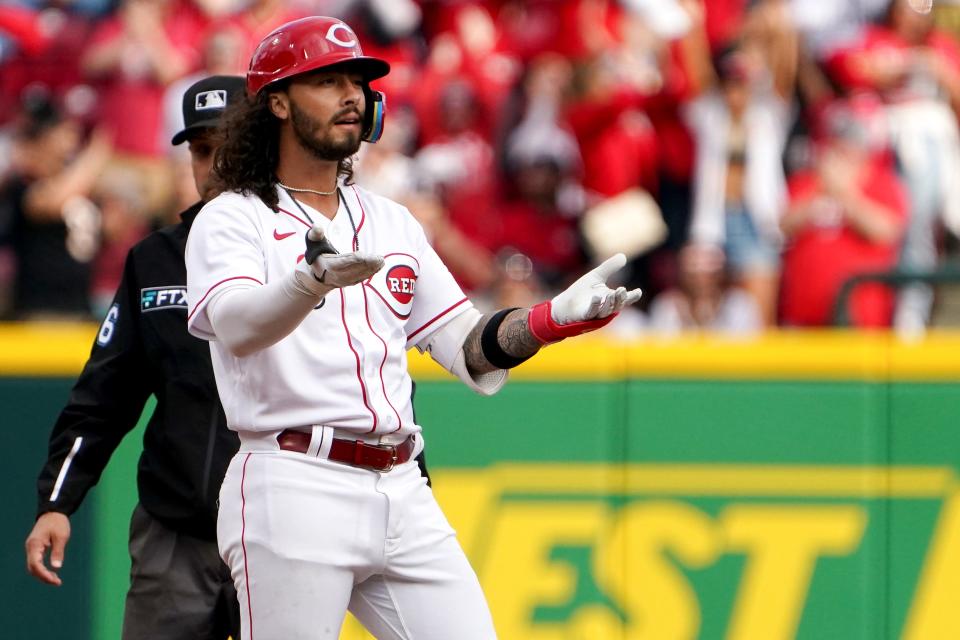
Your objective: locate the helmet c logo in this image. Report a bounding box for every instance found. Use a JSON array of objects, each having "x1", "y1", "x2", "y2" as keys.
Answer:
[{"x1": 326, "y1": 24, "x2": 358, "y2": 48}]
